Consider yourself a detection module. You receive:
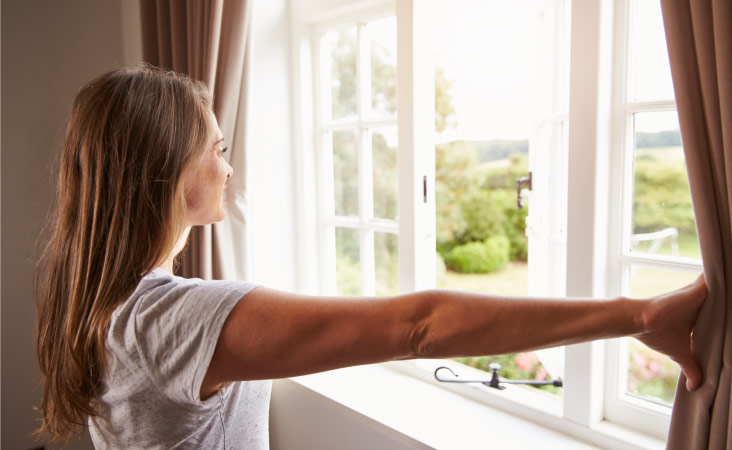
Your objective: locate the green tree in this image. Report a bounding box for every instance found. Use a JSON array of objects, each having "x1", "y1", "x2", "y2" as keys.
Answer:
[
  {"x1": 435, "y1": 140, "x2": 477, "y2": 251},
  {"x1": 435, "y1": 66, "x2": 456, "y2": 133},
  {"x1": 330, "y1": 30, "x2": 357, "y2": 118},
  {"x1": 455, "y1": 188, "x2": 505, "y2": 244}
]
